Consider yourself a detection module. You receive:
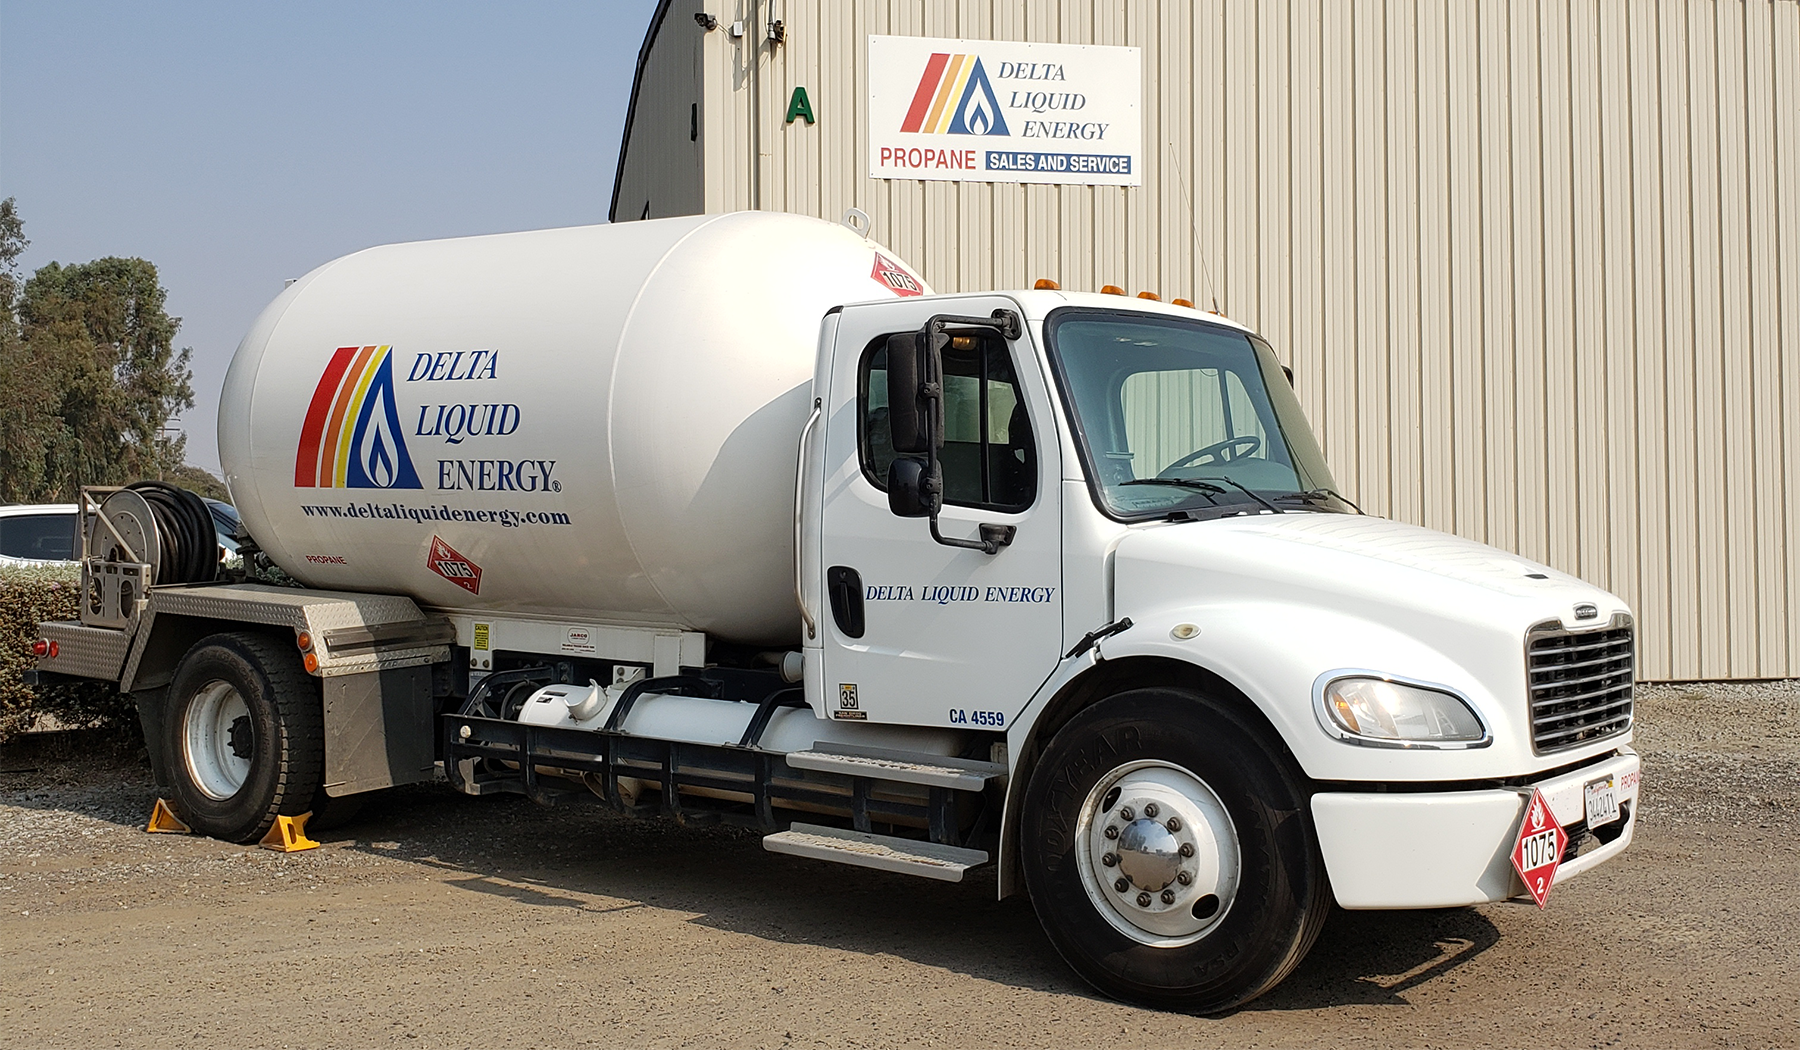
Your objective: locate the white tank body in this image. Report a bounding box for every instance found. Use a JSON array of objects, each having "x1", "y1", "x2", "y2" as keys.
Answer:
[{"x1": 219, "y1": 212, "x2": 931, "y2": 645}]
